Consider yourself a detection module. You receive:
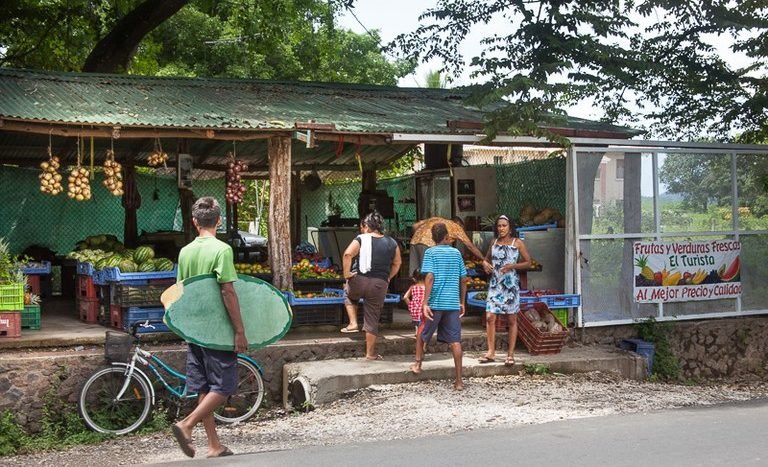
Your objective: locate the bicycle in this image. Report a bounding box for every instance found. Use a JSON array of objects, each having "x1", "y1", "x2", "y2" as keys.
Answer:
[{"x1": 78, "y1": 321, "x2": 265, "y2": 435}]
